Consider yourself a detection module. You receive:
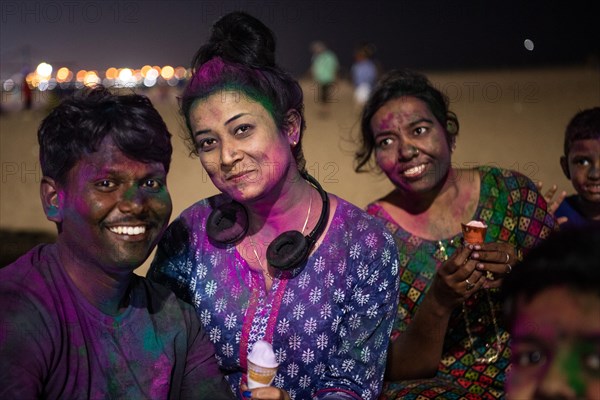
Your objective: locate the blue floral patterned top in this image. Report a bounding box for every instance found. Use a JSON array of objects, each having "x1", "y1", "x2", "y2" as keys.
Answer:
[{"x1": 149, "y1": 194, "x2": 400, "y2": 400}]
